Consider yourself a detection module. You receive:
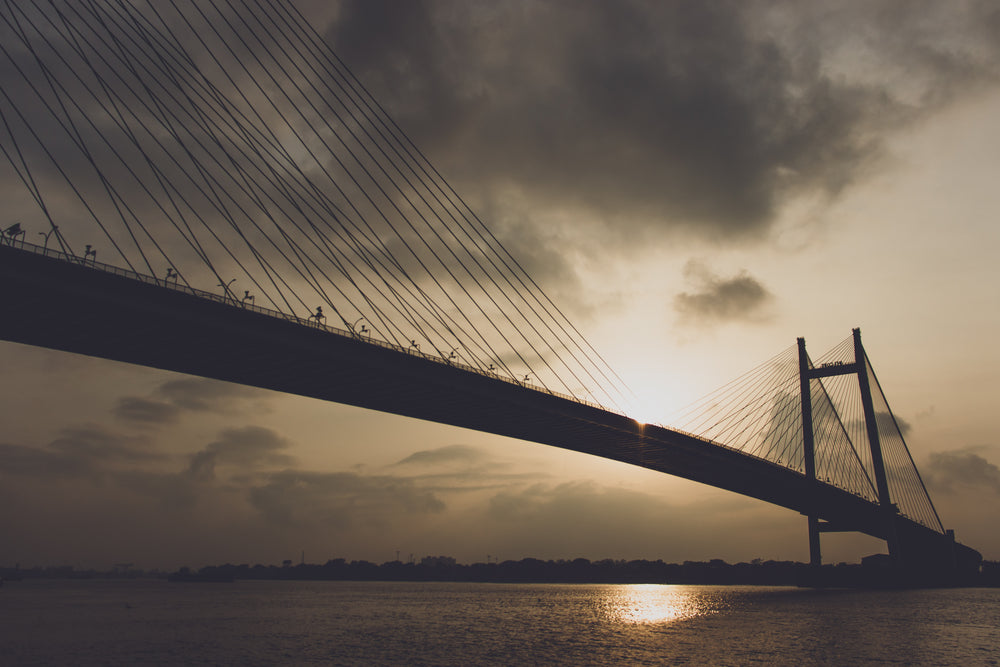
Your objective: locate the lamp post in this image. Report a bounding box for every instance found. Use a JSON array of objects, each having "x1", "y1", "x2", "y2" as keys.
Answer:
[{"x1": 38, "y1": 225, "x2": 58, "y2": 250}]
